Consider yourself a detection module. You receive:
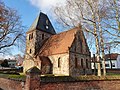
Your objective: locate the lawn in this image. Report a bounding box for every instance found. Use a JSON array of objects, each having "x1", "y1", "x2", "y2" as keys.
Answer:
[
  {"x1": 0, "y1": 73, "x2": 120, "y2": 82},
  {"x1": 0, "y1": 72, "x2": 26, "y2": 81}
]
